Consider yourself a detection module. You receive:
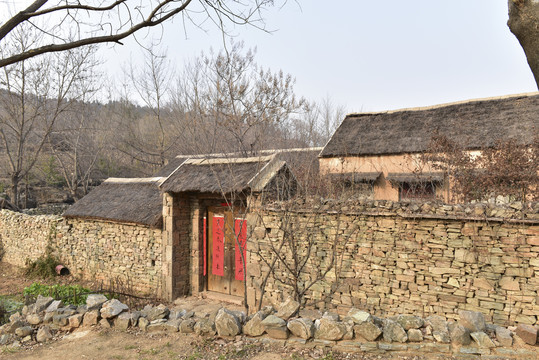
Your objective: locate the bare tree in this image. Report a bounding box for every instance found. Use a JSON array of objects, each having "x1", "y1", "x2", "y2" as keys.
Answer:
[
  {"x1": 508, "y1": 0, "x2": 539, "y2": 88},
  {"x1": 0, "y1": 0, "x2": 285, "y2": 68},
  {"x1": 0, "y1": 25, "x2": 97, "y2": 206}
]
